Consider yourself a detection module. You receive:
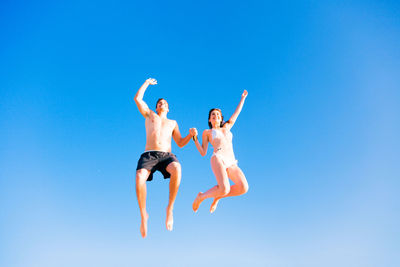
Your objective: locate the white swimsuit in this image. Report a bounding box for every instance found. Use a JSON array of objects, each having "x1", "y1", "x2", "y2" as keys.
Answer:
[{"x1": 210, "y1": 128, "x2": 238, "y2": 168}]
